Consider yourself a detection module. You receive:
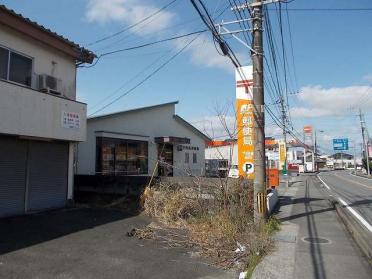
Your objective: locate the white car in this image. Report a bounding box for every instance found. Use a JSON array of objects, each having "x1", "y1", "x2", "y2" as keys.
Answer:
[{"x1": 228, "y1": 165, "x2": 239, "y2": 178}]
